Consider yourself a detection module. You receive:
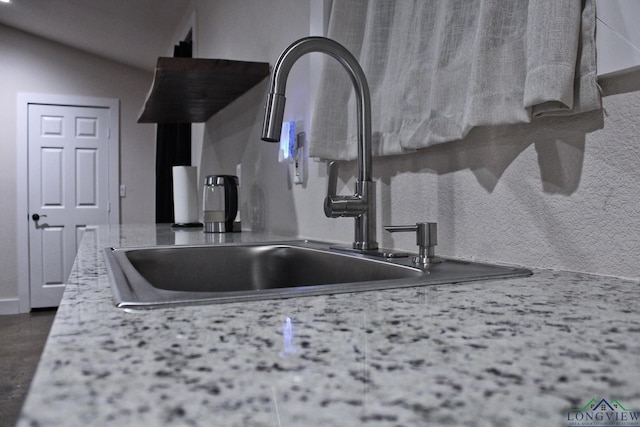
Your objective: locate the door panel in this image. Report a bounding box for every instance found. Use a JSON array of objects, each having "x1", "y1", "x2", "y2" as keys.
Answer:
[
  {"x1": 42, "y1": 226, "x2": 65, "y2": 285},
  {"x1": 76, "y1": 148, "x2": 98, "y2": 206},
  {"x1": 41, "y1": 147, "x2": 64, "y2": 206},
  {"x1": 28, "y1": 104, "x2": 111, "y2": 308}
]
